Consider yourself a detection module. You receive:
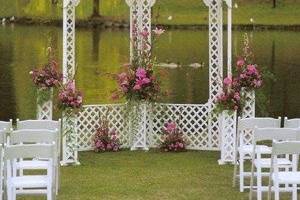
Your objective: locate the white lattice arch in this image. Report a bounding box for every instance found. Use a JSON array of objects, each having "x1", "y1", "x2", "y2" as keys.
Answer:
[{"x1": 60, "y1": 0, "x2": 245, "y2": 165}]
